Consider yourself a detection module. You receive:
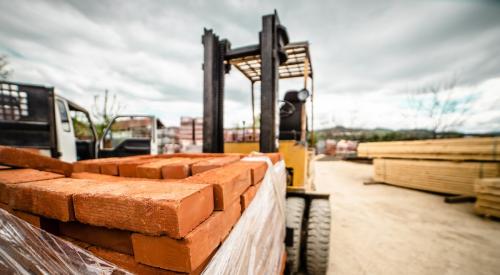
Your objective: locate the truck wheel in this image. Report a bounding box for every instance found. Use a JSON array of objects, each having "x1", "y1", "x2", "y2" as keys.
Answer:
[
  {"x1": 306, "y1": 199, "x2": 331, "y2": 275},
  {"x1": 286, "y1": 197, "x2": 306, "y2": 273}
]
